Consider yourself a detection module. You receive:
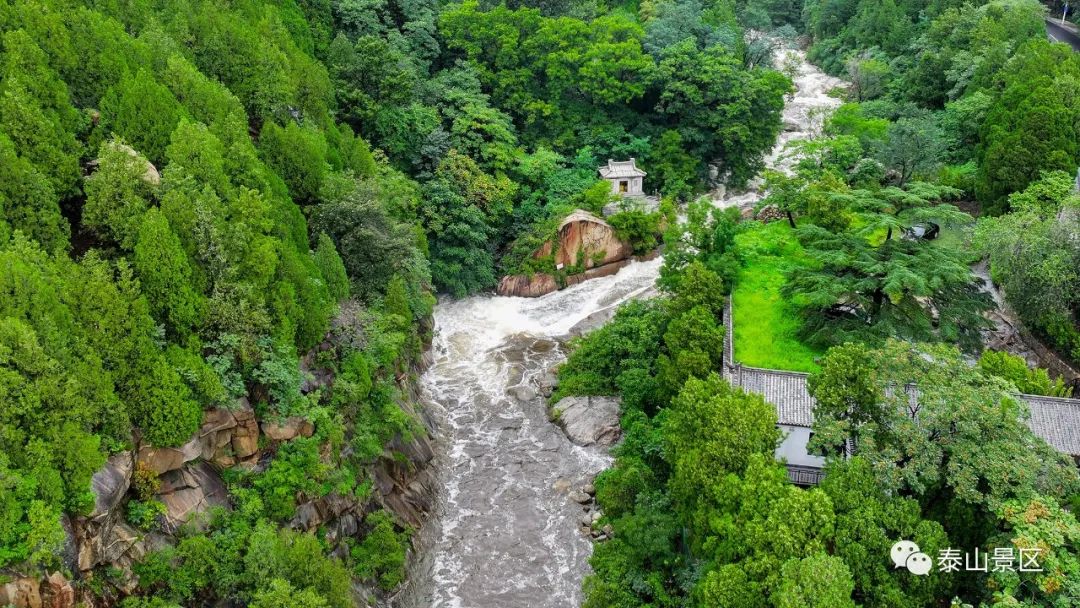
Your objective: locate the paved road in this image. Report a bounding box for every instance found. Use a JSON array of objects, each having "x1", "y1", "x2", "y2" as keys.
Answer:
[{"x1": 1046, "y1": 18, "x2": 1080, "y2": 51}]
